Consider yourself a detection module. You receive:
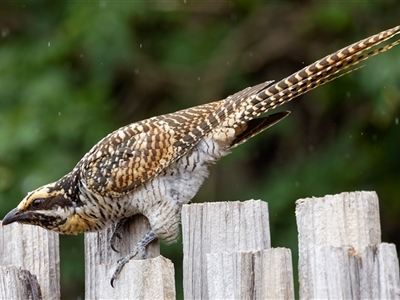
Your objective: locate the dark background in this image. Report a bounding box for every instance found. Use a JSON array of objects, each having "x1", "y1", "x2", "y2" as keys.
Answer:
[{"x1": 0, "y1": 1, "x2": 399, "y2": 299}]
